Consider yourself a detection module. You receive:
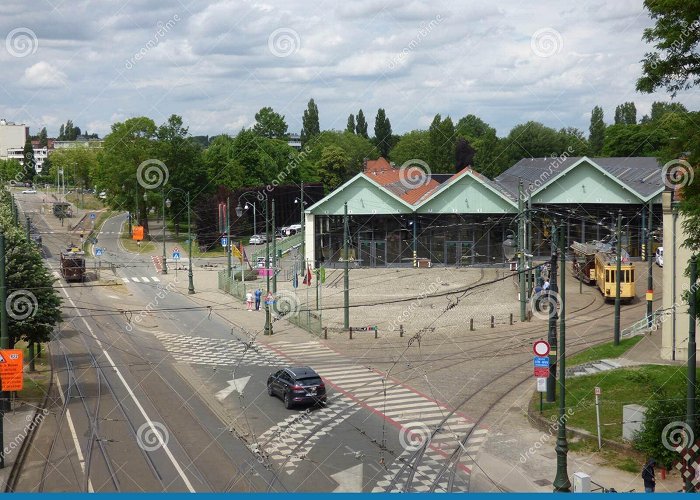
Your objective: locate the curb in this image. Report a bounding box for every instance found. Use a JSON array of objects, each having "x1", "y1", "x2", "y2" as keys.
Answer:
[{"x1": 4, "y1": 344, "x2": 54, "y2": 492}]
